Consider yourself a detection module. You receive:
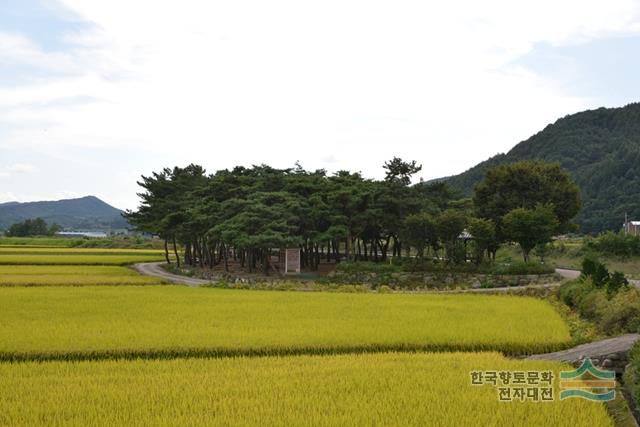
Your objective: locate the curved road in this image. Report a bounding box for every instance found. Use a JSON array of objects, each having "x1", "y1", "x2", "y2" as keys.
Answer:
[{"x1": 133, "y1": 262, "x2": 212, "y2": 287}]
